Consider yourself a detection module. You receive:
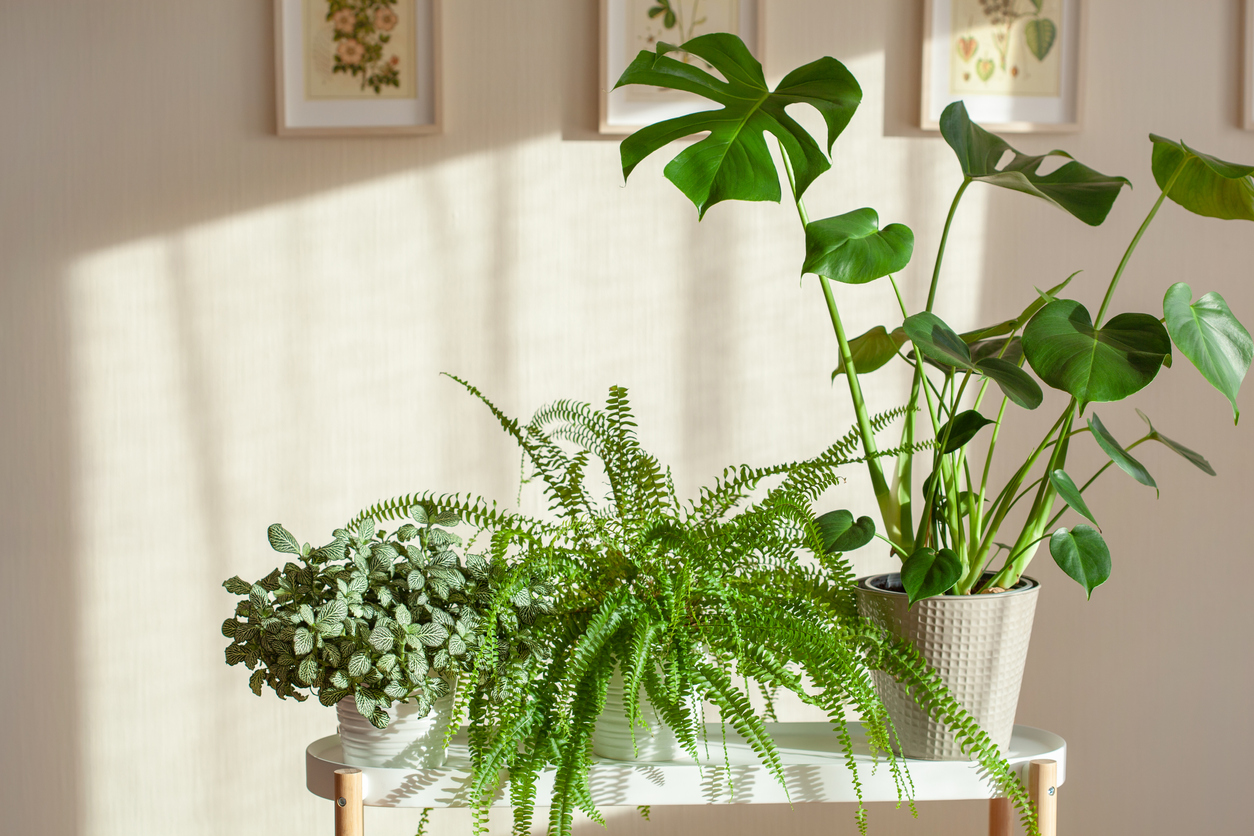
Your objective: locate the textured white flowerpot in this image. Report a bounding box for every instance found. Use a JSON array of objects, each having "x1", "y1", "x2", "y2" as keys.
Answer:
[
  {"x1": 855, "y1": 573, "x2": 1039, "y2": 761},
  {"x1": 336, "y1": 693, "x2": 455, "y2": 769},
  {"x1": 591, "y1": 671, "x2": 699, "y2": 762}
]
